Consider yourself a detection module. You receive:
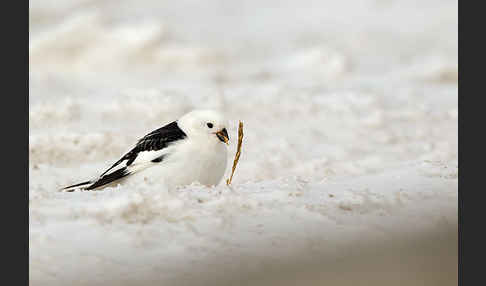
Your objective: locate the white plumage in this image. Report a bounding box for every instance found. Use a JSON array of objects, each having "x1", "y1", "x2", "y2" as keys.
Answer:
[{"x1": 61, "y1": 109, "x2": 229, "y2": 191}]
